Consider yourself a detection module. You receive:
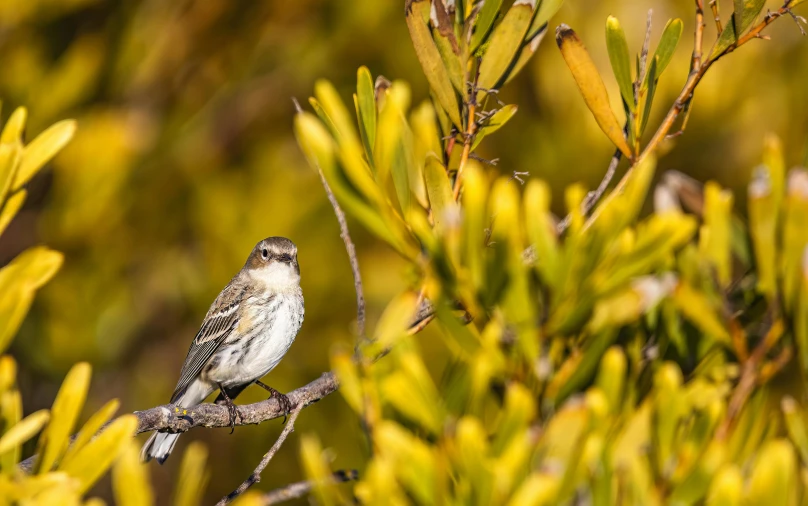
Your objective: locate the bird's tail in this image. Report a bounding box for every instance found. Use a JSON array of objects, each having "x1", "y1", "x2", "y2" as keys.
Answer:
[
  {"x1": 140, "y1": 432, "x2": 180, "y2": 464},
  {"x1": 141, "y1": 378, "x2": 213, "y2": 464}
]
